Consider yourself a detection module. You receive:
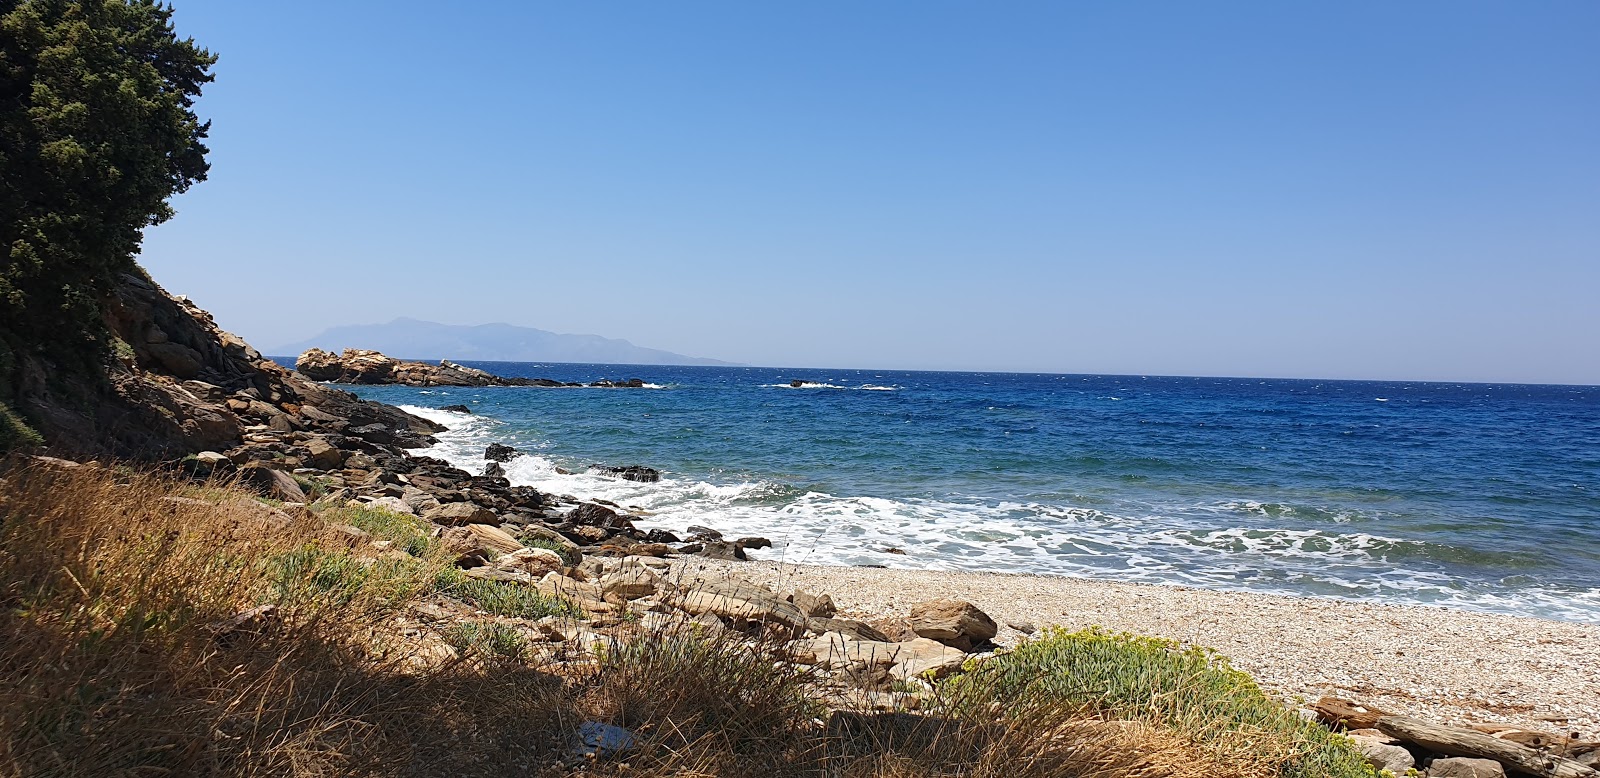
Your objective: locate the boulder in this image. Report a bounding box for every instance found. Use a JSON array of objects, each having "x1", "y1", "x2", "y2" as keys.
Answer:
[
  {"x1": 439, "y1": 404, "x2": 472, "y2": 413},
  {"x1": 567, "y1": 502, "x2": 632, "y2": 530},
  {"x1": 601, "y1": 566, "x2": 660, "y2": 601},
  {"x1": 423, "y1": 501, "x2": 497, "y2": 526},
  {"x1": 907, "y1": 599, "x2": 997, "y2": 652},
  {"x1": 791, "y1": 590, "x2": 837, "y2": 618},
  {"x1": 1349, "y1": 735, "x2": 1415, "y2": 775},
  {"x1": 483, "y1": 461, "x2": 505, "y2": 478},
  {"x1": 1428, "y1": 757, "x2": 1506, "y2": 778},
  {"x1": 696, "y1": 540, "x2": 746, "y2": 561},
  {"x1": 303, "y1": 436, "x2": 344, "y2": 470},
  {"x1": 466, "y1": 523, "x2": 523, "y2": 555},
  {"x1": 485, "y1": 443, "x2": 521, "y2": 462},
  {"x1": 678, "y1": 581, "x2": 809, "y2": 633},
  {"x1": 239, "y1": 464, "x2": 306, "y2": 502},
  {"x1": 892, "y1": 638, "x2": 969, "y2": 678},
  {"x1": 495, "y1": 547, "x2": 565, "y2": 577}
]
